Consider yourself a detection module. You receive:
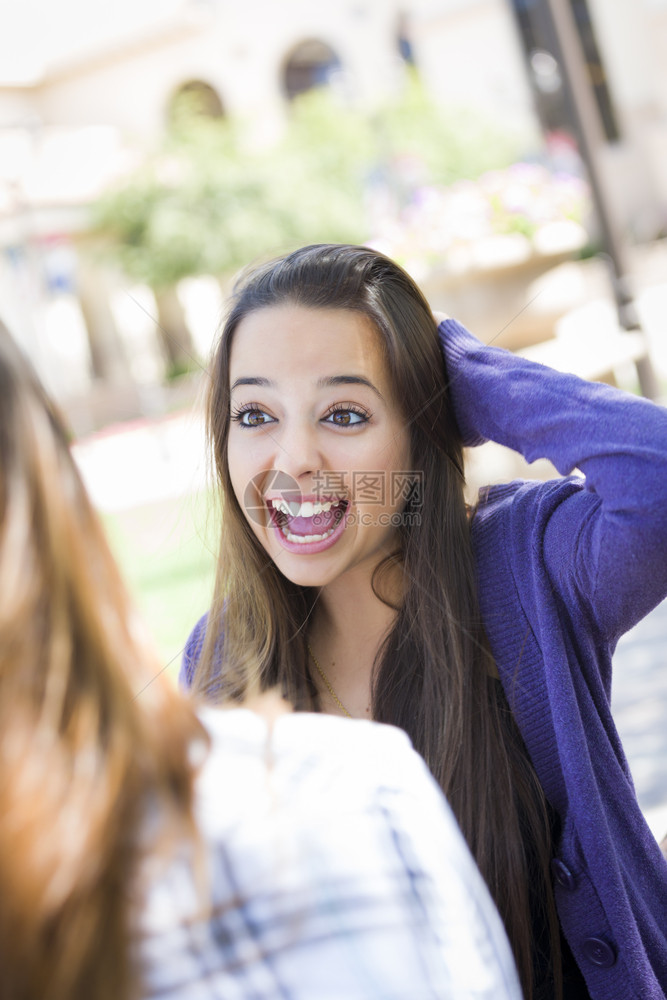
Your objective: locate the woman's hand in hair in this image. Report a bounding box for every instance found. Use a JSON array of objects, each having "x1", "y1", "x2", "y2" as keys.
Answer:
[{"x1": 433, "y1": 311, "x2": 487, "y2": 449}]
